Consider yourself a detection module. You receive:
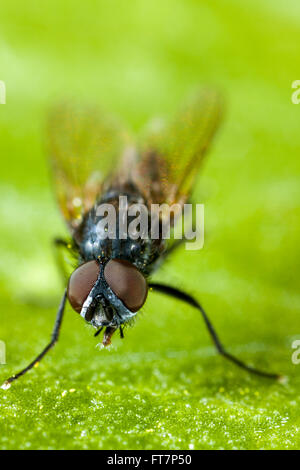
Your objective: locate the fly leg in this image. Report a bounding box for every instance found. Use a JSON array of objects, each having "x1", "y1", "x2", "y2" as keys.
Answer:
[
  {"x1": 163, "y1": 238, "x2": 186, "y2": 259},
  {"x1": 164, "y1": 202, "x2": 204, "y2": 258},
  {"x1": 1, "y1": 289, "x2": 67, "y2": 389},
  {"x1": 15, "y1": 238, "x2": 70, "y2": 309},
  {"x1": 53, "y1": 237, "x2": 74, "y2": 283},
  {"x1": 149, "y1": 283, "x2": 282, "y2": 380},
  {"x1": 163, "y1": 231, "x2": 199, "y2": 260}
]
